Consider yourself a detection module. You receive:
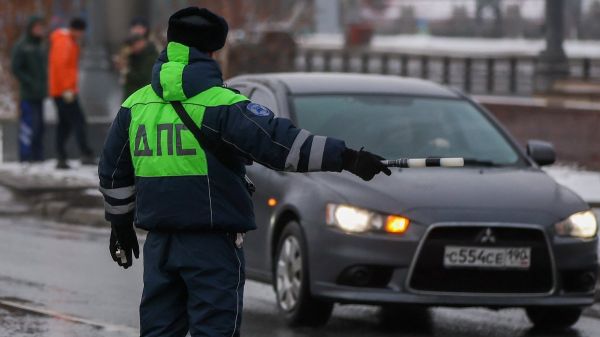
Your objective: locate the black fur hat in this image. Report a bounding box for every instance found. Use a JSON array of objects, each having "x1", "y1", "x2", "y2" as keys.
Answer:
[{"x1": 167, "y1": 7, "x2": 228, "y2": 52}]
